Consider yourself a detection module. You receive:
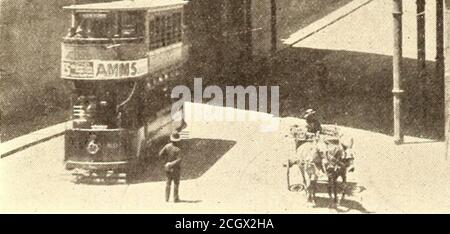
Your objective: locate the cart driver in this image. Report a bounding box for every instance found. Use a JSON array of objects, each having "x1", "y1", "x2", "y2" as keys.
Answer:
[
  {"x1": 304, "y1": 109, "x2": 322, "y2": 137},
  {"x1": 159, "y1": 132, "x2": 182, "y2": 203}
]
